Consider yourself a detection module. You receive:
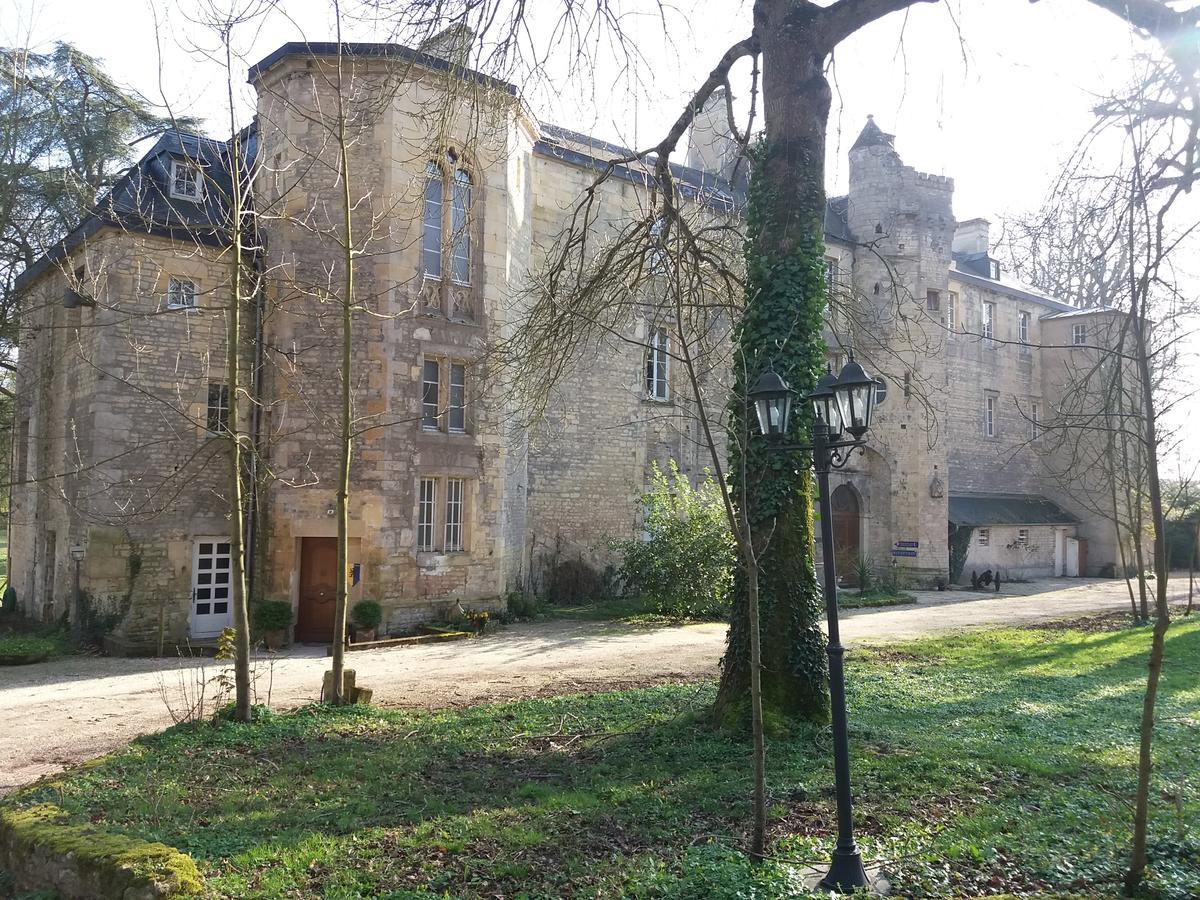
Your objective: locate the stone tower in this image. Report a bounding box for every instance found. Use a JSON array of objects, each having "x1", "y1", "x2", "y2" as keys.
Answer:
[{"x1": 844, "y1": 116, "x2": 954, "y2": 582}]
